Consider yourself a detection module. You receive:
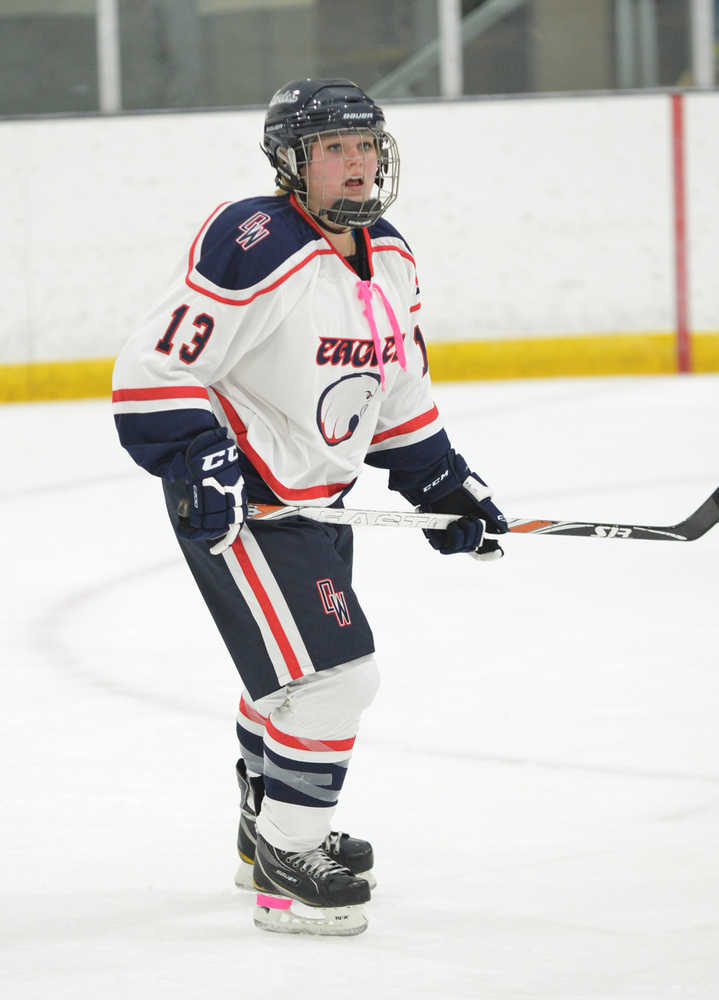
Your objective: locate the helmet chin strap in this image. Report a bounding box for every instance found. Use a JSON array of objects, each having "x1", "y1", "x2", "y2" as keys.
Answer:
[
  {"x1": 320, "y1": 198, "x2": 383, "y2": 229},
  {"x1": 313, "y1": 209, "x2": 351, "y2": 234}
]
